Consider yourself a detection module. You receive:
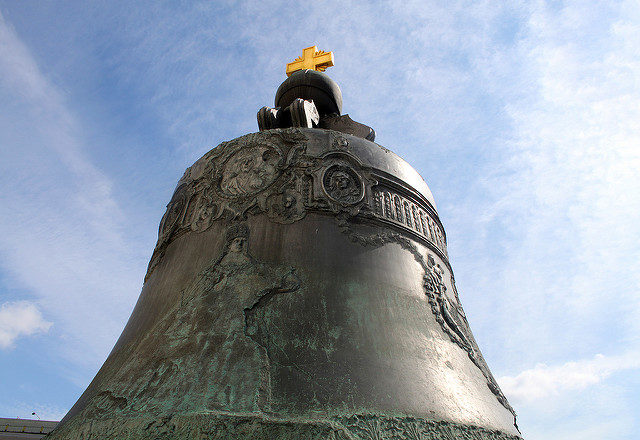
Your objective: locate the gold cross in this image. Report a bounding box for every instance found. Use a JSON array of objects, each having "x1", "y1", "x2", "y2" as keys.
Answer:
[{"x1": 286, "y1": 46, "x2": 335, "y2": 76}]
